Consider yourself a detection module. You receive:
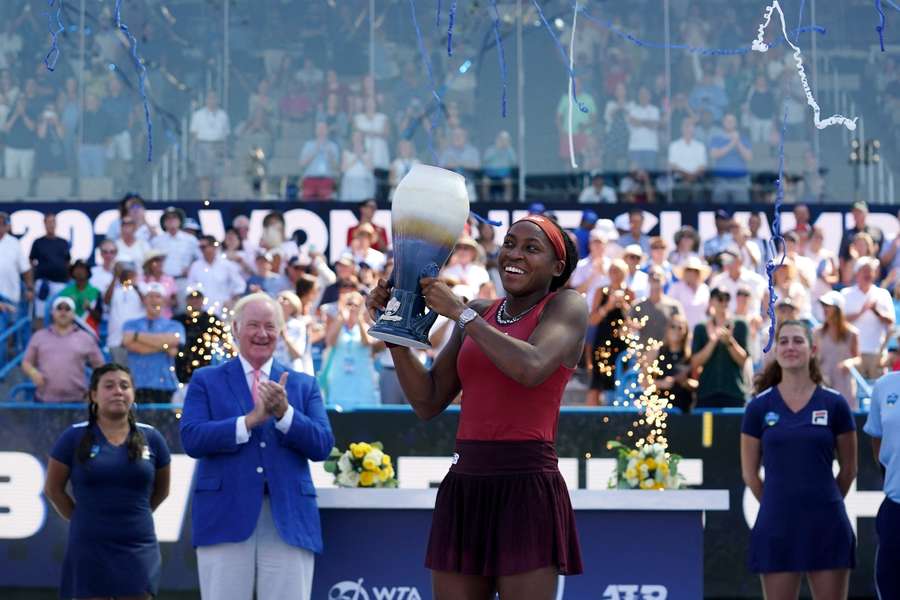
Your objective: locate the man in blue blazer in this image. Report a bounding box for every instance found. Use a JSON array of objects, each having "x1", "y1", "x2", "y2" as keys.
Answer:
[{"x1": 181, "y1": 292, "x2": 334, "y2": 600}]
